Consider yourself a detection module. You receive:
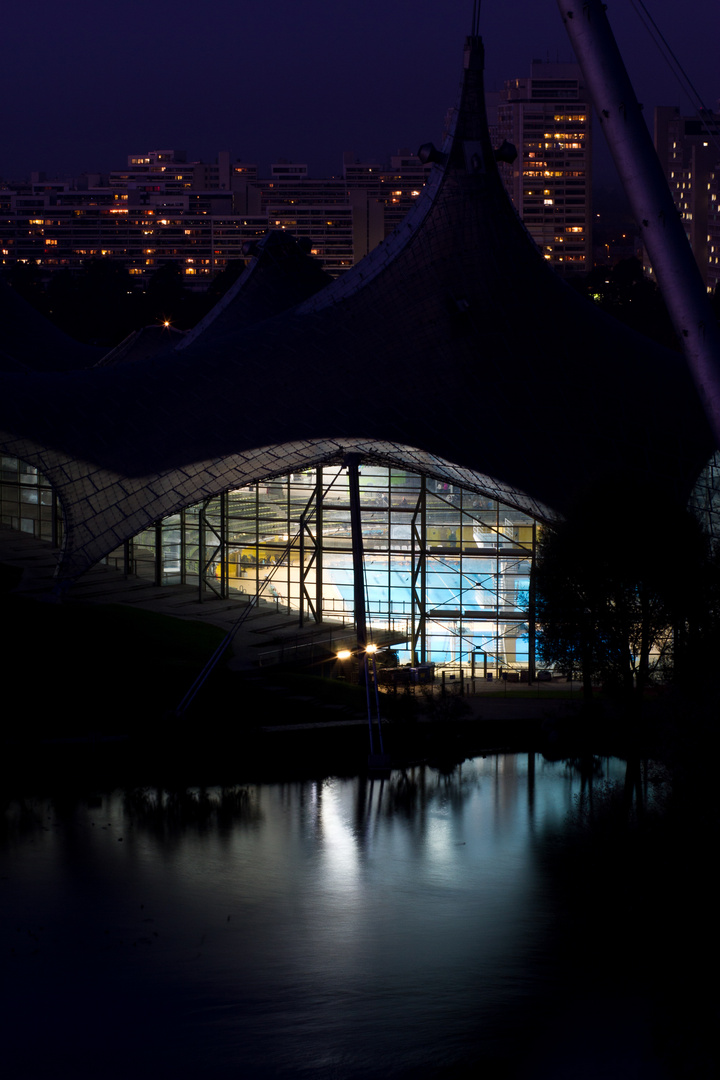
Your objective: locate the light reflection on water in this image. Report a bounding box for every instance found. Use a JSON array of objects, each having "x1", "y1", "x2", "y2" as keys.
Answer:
[{"x1": 1, "y1": 755, "x2": 629, "y2": 1079}]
